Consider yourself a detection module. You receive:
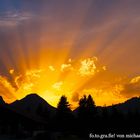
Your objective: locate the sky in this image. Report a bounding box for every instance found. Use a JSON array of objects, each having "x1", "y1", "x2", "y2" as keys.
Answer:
[{"x1": 0, "y1": 0, "x2": 140, "y2": 108}]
